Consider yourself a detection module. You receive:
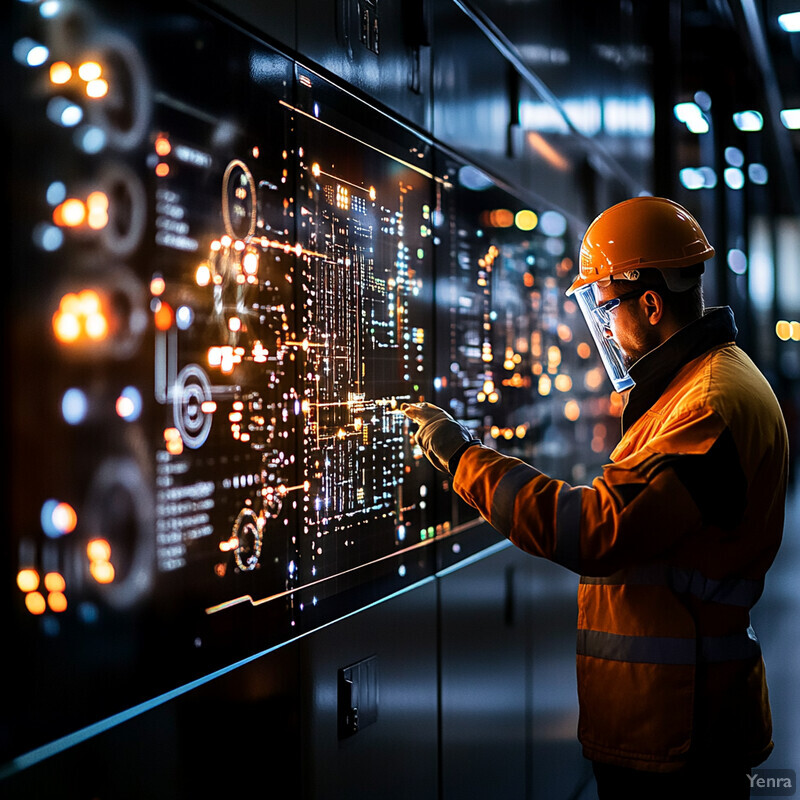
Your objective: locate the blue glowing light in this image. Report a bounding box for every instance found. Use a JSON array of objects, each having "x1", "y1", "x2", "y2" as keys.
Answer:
[{"x1": 62, "y1": 387, "x2": 88, "y2": 424}]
